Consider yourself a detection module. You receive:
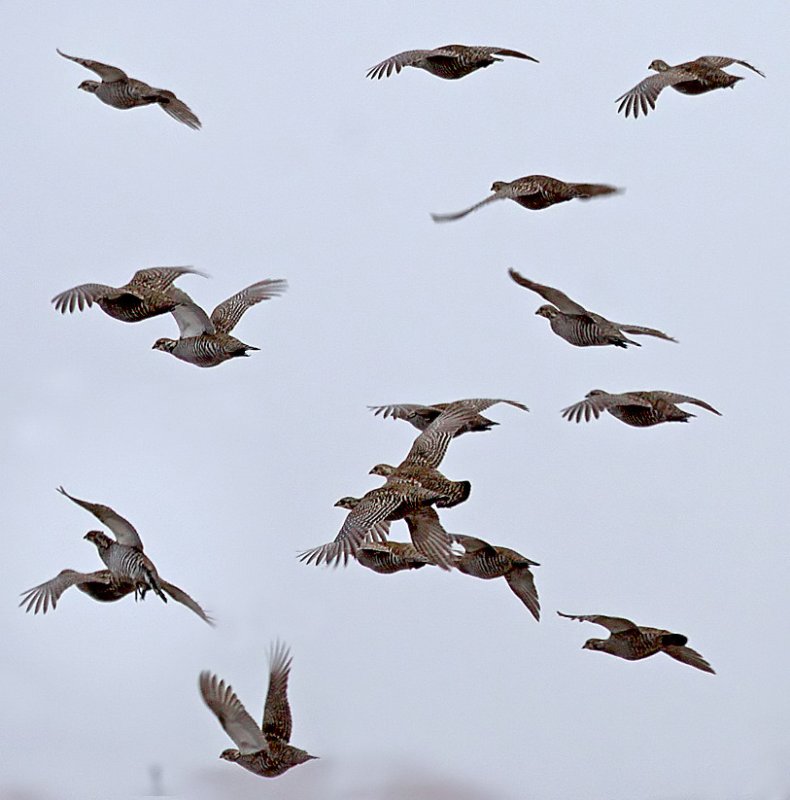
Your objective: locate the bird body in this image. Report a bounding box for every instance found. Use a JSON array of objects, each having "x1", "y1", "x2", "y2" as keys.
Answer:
[
  {"x1": 367, "y1": 44, "x2": 537, "y2": 80},
  {"x1": 616, "y1": 56, "x2": 764, "y2": 118},
  {"x1": 355, "y1": 541, "x2": 432, "y2": 574},
  {"x1": 57, "y1": 49, "x2": 201, "y2": 129},
  {"x1": 558, "y1": 612, "x2": 715, "y2": 673},
  {"x1": 432, "y1": 176, "x2": 621, "y2": 222},
  {"x1": 561, "y1": 390, "x2": 721, "y2": 427},
  {"x1": 153, "y1": 278, "x2": 287, "y2": 367},
  {"x1": 200, "y1": 643, "x2": 317, "y2": 778},
  {"x1": 508, "y1": 269, "x2": 675, "y2": 348},
  {"x1": 52, "y1": 266, "x2": 203, "y2": 323}
]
